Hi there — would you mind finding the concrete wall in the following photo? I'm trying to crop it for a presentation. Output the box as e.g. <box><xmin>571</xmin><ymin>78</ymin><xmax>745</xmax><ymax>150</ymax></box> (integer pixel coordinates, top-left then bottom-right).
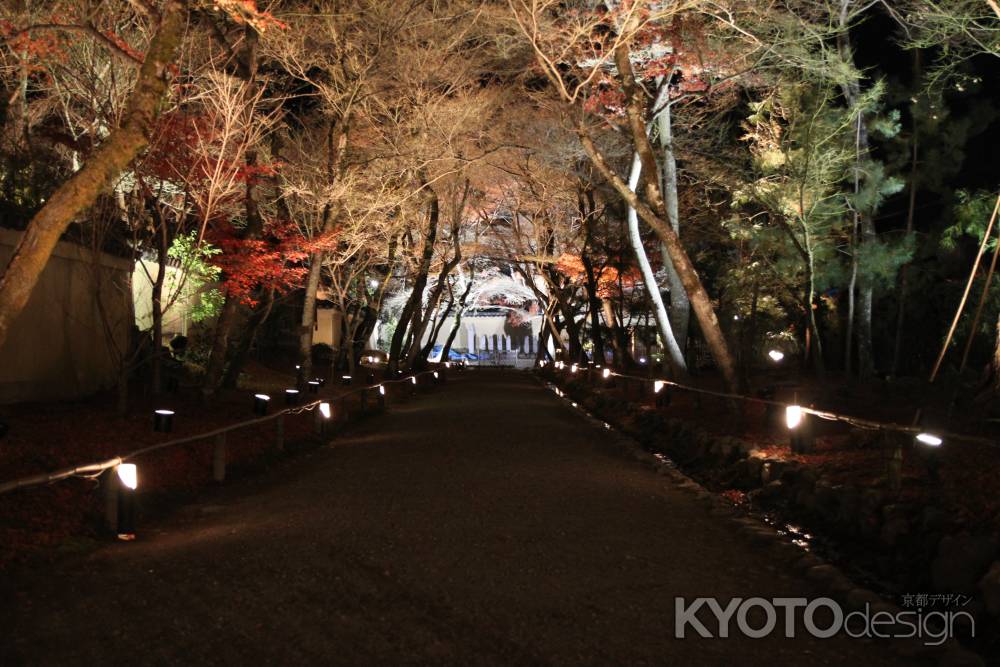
<box><xmin>132</xmin><ymin>259</ymin><xmax>198</xmax><ymax>343</ymax></box>
<box><xmin>0</xmin><ymin>229</ymin><xmax>133</xmax><ymax>404</ymax></box>
<box><xmin>314</xmin><ymin>308</ymin><xmax>344</xmax><ymax>347</ymax></box>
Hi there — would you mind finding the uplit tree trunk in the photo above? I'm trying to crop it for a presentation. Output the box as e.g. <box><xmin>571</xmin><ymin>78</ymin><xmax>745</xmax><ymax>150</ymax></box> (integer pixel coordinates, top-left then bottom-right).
<box><xmin>298</xmin><ymin>116</ymin><xmax>349</xmax><ymax>378</ymax></box>
<box><xmin>601</xmin><ymin>297</ymin><xmax>632</xmax><ymax>367</ymax></box>
<box><xmin>441</xmin><ymin>266</ymin><xmax>474</xmax><ymax>361</ymax></box>
<box><xmin>803</xmin><ymin>231</ymin><xmax>826</xmax><ymax>376</ymax></box>
<box><xmin>654</xmin><ymin>101</ymin><xmax>691</xmax><ymax>354</ymax></box>
<box><xmin>548</xmin><ymin>282</ymin><xmax>584</xmax><ymax>361</ymax></box>
<box><xmin>625</xmin><ymin>151</ymin><xmax>686</xmax><ymax>375</ymax></box>
<box><xmin>0</xmin><ymin>1</ymin><xmax>187</xmax><ymax>353</ymax></box>
<box><xmin>579</xmin><ymin>186</ymin><xmax>606</xmax><ymax>364</ymax></box>
<box><xmin>388</xmin><ymin>183</ymin><xmax>439</xmax><ymax>374</ymax></box>
<box><xmin>575</xmin><ymin>44</ymin><xmax>738</xmax><ymax>392</ymax></box>
<box><xmin>579</xmin><ymin>125</ymin><xmax>737</xmax><ymax>391</ymax></box>
<box><xmin>838</xmin><ymin>6</ymin><xmax>875</xmax><ymax>378</ymax></box>
<box><xmin>419</xmin><ymin>289</ymin><xmax>455</xmax><ymax>362</ymax></box>
<box><xmin>203</xmin><ymin>152</ymin><xmax>266</xmax><ymax>398</ymax></box>
<box><xmin>298</xmin><ymin>256</ymin><xmax>323</xmax><ymax>374</ymax></box>
<box><xmin>406</xmin><ymin>218</ymin><xmax>462</xmax><ymax>369</ymax></box>
<box><xmin>149</xmin><ymin>213</ymin><xmax>169</xmax><ymax>395</ymax></box>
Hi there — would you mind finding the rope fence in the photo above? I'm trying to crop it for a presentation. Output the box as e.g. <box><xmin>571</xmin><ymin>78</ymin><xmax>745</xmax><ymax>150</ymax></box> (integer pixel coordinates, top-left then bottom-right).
<box><xmin>0</xmin><ymin>368</ymin><xmax>444</xmax><ymax>497</ymax></box>
<box><xmin>544</xmin><ymin>363</ymin><xmax>998</xmax><ymax>449</ymax></box>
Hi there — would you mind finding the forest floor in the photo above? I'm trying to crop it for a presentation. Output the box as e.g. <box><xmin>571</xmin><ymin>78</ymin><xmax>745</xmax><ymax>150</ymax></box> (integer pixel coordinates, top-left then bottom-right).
<box><xmin>627</xmin><ymin>365</ymin><xmax>1000</xmax><ymax>534</ymax></box>
<box><xmin>2</xmin><ymin>369</ymin><xmax>911</xmax><ymax>665</ymax></box>
<box><xmin>0</xmin><ymin>357</ymin><xmax>382</xmax><ymax>568</ymax></box>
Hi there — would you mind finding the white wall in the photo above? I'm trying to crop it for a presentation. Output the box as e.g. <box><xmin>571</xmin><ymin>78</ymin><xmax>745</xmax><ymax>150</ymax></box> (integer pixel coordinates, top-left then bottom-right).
<box><xmin>132</xmin><ymin>259</ymin><xmax>199</xmax><ymax>343</ymax></box>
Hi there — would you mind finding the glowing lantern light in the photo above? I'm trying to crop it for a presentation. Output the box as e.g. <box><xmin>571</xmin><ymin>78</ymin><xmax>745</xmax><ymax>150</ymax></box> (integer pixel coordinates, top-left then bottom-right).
<box><xmin>768</xmin><ymin>350</ymin><xmax>785</xmax><ymax>362</ymax></box>
<box><xmin>916</xmin><ymin>433</ymin><xmax>943</xmax><ymax>447</ymax></box>
<box><xmin>786</xmin><ymin>405</ymin><xmax>803</xmax><ymax>430</ymax></box>
<box><xmin>654</xmin><ymin>381</ymin><xmax>665</xmax><ymax>393</ymax></box>
<box><xmin>433</xmin><ymin>371</ymin><xmax>439</xmax><ymax>379</ymax></box>
<box><xmin>379</xmin><ymin>384</ymin><xmax>386</xmax><ymax>395</ymax></box>
<box><xmin>602</xmin><ymin>368</ymin><xmax>611</xmax><ymax>379</ymax></box>
<box><xmin>319</xmin><ymin>402</ymin><xmax>331</xmax><ymax>419</ymax></box>
<box><xmin>341</xmin><ymin>375</ymin><xmax>352</xmax><ymax>385</ymax></box>
<box><xmin>115</xmin><ymin>462</ymin><xmax>138</xmax><ymax>541</ymax></box>
<box><xmin>117</xmin><ymin>463</ymin><xmax>138</xmax><ymax>490</ymax></box>
<box><xmin>307</xmin><ymin>380</ymin><xmax>321</xmax><ymax>394</ymax></box>
<box><xmin>285</xmin><ymin>389</ymin><xmax>300</xmax><ymax>405</ymax></box>
<box><xmin>639</xmin><ymin>357</ymin><xmax>647</xmax><ymax>364</ymax></box>
<box><xmin>253</xmin><ymin>393</ymin><xmax>270</xmax><ymax>415</ymax></box>
<box><xmin>153</xmin><ymin>409</ymin><xmax>174</xmax><ymax>433</ymax></box>
<box><xmin>570</xmin><ymin>364</ymin><xmax>578</xmax><ymax>373</ymax></box>
<box><xmin>411</xmin><ymin>376</ymin><xmax>417</xmax><ymax>385</ymax></box>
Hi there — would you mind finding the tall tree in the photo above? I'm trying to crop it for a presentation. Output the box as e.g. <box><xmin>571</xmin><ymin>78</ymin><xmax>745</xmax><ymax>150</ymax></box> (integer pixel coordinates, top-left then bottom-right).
<box><xmin>0</xmin><ymin>0</ymin><xmax>188</xmax><ymax>352</ymax></box>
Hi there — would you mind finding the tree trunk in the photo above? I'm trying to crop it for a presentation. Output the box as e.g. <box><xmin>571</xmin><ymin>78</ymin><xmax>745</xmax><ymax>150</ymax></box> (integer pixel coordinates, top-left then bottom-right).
<box><xmin>150</xmin><ymin>221</ymin><xmax>168</xmax><ymax>395</ymax></box>
<box><xmin>298</xmin><ymin>254</ymin><xmax>323</xmax><ymax>377</ymax></box>
<box><xmin>601</xmin><ymin>297</ymin><xmax>632</xmax><ymax>367</ymax></box>
<box><xmin>837</xmin><ymin>9</ymin><xmax>875</xmax><ymax>378</ymax></box>
<box><xmin>891</xmin><ymin>51</ymin><xmax>921</xmax><ymax>377</ymax></box>
<box><xmin>298</xmin><ymin>117</ymin><xmax>349</xmax><ymax>377</ymax></box>
<box><xmin>0</xmin><ymin>1</ymin><xmax>186</xmax><ymax>352</ymax></box>
<box><xmin>419</xmin><ymin>290</ymin><xmax>455</xmax><ymax>362</ymax></box>
<box><xmin>388</xmin><ymin>185</ymin><xmax>439</xmax><ymax>374</ymax></box>
<box><xmin>625</xmin><ymin>151</ymin><xmax>686</xmax><ymax>374</ymax></box>
<box><xmin>221</xmin><ymin>290</ymin><xmax>276</xmax><ymax>389</ymax></box>
<box><xmin>655</xmin><ymin>101</ymin><xmax>690</xmax><ymax>353</ymax></box>
<box><xmin>608</xmin><ymin>44</ymin><xmax>738</xmax><ymax>391</ymax></box>
<box><xmin>203</xmin><ymin>296</ymin><xmax>241</xmax><ymax>394</ymax></box>
<box><xmin>441</xmin><ymin>267</ymin><xmax>475</xmax><ymax>361</ymax></box>
<box><xmin>203</xmin><ymin>151</ymin><xmax>267</xmax><ymax>397</ymax></box>
<box><xmin>580</xmin><ymin>128</ymin><xmax>738</xmax><ymax>390</ymax></box>
<box><xmin>579</xmin><ymin>187</ymin><xmax>607</xmax><ymax>364</ymax></box>
<box><xmin>406</xmin><ymin>226</ymin><xmax>462</xmax><ymax>369</ymax></box>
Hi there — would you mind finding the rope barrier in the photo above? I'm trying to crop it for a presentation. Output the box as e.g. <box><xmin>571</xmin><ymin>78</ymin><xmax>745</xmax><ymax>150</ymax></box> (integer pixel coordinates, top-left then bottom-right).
<box><xmin>555</xmin><ymin>366</ymin><xmax>999</xmax><ymax>449</ymax></box>
<box><xmin>0</xmin><ymin>368</ymin><xmax>442</xmax><ymax>496</ymax></box>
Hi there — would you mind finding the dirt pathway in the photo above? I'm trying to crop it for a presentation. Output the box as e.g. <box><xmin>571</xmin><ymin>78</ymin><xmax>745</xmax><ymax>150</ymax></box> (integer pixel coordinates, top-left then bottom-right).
<box><xmin>3</xmin><ymin>370</ymin><xmax>911</xmax><ymax>665</ymax></box>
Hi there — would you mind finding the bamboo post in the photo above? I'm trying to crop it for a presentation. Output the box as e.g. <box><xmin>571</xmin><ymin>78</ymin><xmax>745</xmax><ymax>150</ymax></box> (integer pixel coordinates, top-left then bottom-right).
<box><xmin>930</xmin><ymin>192</ymin><xmax>1000</xmax><ymax>382</ymax></box>
<box><xmin>960</xmin><ymin>219</ymin><xmax>1000</xmax><ymax>371</ymax></box>
<box><xmin>213</xmin><ymin>433</ymin><xmax>226</xmax><ymax>482</ymax></box>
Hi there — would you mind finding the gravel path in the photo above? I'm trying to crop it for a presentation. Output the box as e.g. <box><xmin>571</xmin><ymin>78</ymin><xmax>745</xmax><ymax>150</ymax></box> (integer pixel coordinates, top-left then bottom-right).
<box><xmin>3</xmin><ymin>369</ymin><xmax>911</xmax><ymax>665</ymax></box>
